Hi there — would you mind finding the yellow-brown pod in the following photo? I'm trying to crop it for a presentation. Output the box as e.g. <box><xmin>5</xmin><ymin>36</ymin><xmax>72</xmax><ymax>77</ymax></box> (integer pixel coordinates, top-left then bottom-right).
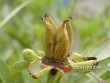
<box><xmin>65</xmin><ymin>18</ymin><xmax>73</xmax><ymax>54</ymax></box>
<box><xmin>53</xmin><ymin>20</ymin><xmax>69</xmax><ymax>61</ymax></box>
<box><xmin>42</xmin><ymin>15</ymin><xmax>56</xmax><ymax>58</ymax></box>
<box><xmin>46</xmin><ymin>15</ymin><xmax>56</xmax><ymax>28</ymax></box>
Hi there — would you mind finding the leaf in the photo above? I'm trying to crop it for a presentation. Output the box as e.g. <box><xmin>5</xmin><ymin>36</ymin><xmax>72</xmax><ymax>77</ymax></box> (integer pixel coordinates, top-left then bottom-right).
<box><xmin>86</xmin><ymin>72</ymin><xmax>105</xmax><ymax>83</ymax></box>
<box><xmin>95</xmin><ymin>57</ymin><xmax>110</xmax><ymax>77</ymax></box>
<box><xmin>0</xmin><ymin>58</ymin><xmax>15</xmax><ymax>83</ymax></box>
<box><xmin>0</xmin><ymin>0</ymin><xmax>30</xmax><ymax>28</ymax></box>
<box><xmin>10</xmin><ymin>60</ymin><xmax>29</xmax><ymax>75</ymax></box>
<box><xmin>106</xmin><ymin>79</ymin><xmax>110</xmax><ymax>83</ymax></box>
<box><xmin>82</xmin><ymin>41</ymin><xmax>110</xmax><ymax>61</ymax></box>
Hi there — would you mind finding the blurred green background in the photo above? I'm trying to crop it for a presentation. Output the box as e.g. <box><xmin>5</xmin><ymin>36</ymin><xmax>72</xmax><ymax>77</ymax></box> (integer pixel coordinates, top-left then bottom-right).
<box><xmin>0</xmin><ymin>0</ymin><xmax>110</xmax><ymax>83</ymax></box>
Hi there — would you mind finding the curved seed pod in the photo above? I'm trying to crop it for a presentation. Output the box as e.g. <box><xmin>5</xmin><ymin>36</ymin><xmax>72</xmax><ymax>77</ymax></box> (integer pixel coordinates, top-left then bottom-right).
<box><xmin>44</xmin><ymin>14</ymin><xmax>56</xmax><ymax>28</ymax></box>
<box><xmin>66</xmin><ymin>17</ymin><xmax>73</xmax><ymax>54</ymax></box>
<box><xmin>53</xmin><ymin>20</ymin><xmax>69</xmax><ymax>61</ymax></box>
<box><xmin>42</xmin><ymin>15</ymin><xmax>56</xmax><ymax>58</ymax></box>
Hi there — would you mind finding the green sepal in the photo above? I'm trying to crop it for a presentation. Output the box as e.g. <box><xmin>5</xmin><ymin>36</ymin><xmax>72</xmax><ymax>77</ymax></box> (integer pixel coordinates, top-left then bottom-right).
<box><xmin>69</xmin><ymin>52</ymin><xmax>85</xmax><ymax>62</ymax></box>
<box><xmin>34</xmin><ymin>50</ymin><xmax>45</xmax><ymax>57</ymax></box>
<box><xmin>23</xmin><ymin>48</ymin><xmax>41</xmax><ymax>62</ymax></box>
<box><xmin>29</xmin><ymin>60</ymin><xmax>53</xmax><ymax>79</ymax></box>
<box><xmin>70</xmin><ymin>60</ymin><xmax>97</xmax><ymax>73</ymax></box>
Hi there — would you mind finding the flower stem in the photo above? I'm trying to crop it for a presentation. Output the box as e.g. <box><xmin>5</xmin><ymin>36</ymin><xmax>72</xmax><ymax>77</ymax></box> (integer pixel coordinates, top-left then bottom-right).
<box><xmin>47</xmin><ymin>71</ymin><xmax>56</xmax><ymax>83</ymax></box>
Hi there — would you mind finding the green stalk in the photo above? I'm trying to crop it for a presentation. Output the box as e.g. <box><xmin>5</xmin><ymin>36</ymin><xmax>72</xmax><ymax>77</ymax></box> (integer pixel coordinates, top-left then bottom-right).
<box><xmin>0</xmin><ymin>0</ymin><xmax>30</xmax><ymax>28</ymax></box>
<box><xmin>47</xmin><ymin>71</ymin><xmax>56</xmax><ymax>83</ymax></box>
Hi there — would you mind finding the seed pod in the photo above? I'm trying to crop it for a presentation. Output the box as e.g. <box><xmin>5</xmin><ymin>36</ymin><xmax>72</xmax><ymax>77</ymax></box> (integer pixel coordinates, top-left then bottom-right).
<box><xmin>53</xmin><ymin>20</ymin><xmax>69</xmax><ymax>61</ymax></box>
<box><xmin>65</xmin><ymin>18</ymin><xmax>73</xmax><ymax>54</ymax></box>
<box><xmin>42</xmin><ymin>14</ymin><xmax>56</xmax><ymax>58</ymax></box>
<box><xmin>44</xmin><ymin>14</ymin><xmax>56</xmax><ymax>28</ymax></box>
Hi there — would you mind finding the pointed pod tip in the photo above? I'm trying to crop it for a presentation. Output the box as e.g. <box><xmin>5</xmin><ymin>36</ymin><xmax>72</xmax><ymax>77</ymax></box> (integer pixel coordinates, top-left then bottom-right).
<box><xmin>41</xmin><ymin>18</ymin><xmax>43</xmax><ymax>21</ymax></box>
<box><xmin>68</xmin><ymin>17</ymin><xmax>73</xmax><ymax>20</ymax></box>
<box><xmin>62</xmin><ymin>20</ymin><xmax>69</xmax><ymax>28</ymax></box>
<box><xmin>44</xmin><ymin>13</ymin><xmax>48</xmax><ymax>18</ymax></box>
<box><xmin>64</xmin><ymin>20</ymin><xmax>69</xmax><ymax>23</ymax></box>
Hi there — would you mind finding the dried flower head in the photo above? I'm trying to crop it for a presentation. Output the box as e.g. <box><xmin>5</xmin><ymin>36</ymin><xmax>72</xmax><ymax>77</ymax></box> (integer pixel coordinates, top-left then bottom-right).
<box><xmin>23</xmin><ymin>14</ymin><xmax>98</xmax><ymax>83</ymax></box>
<box><xmin>41</xmin><ymin>14</ymin><xmax>73</xmax><ymax>70</ymax></box>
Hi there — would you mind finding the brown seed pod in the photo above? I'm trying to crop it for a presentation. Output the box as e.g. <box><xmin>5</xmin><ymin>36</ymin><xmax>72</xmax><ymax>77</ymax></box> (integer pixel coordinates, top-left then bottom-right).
<box><xmin>53</xmin><ymin>20</ymin><xmax>69</xmax><ymax>61</ymax></box>
<box><xmin>65</xmin><ymin>18</ymin><xmax>73</xmax><ymax>54</ymax></box>
<box><xmin>42</xmin><ymin>15</ymin><xmax>73</xmax><ymax>61</ymax></box>
<box><xmin>44</xmin><ymin>14</ymin><xmax>56</xmax><ymax>28</ymax></box>
<box><xmin>42</xmin><ymin>14</ymin><xmax>56</xmax><ymax>58</ymax></box>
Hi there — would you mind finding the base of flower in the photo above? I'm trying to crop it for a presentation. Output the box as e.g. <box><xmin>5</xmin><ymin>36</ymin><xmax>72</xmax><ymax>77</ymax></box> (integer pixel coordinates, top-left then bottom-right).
<box><xmin>41</xmin><ymin>56</ymin><xmax>68</xmax><ymax>70</ymax></box>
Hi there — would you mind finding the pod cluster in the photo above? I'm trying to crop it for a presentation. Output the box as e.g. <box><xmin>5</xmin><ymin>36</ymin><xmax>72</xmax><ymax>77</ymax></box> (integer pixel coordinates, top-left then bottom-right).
<box><xmin>42</xmin><ymin>14</ymin><xmax>73</xmax><ymax>61</ymax></box>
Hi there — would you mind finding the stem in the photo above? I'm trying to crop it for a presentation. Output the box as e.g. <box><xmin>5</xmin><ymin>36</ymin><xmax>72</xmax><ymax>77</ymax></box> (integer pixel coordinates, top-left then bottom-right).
<box><xmin>47</xmin><ymin>70</ymin><xmax>63</xmax><ymax>83</ymax></box>
<box><xmin>47</xmin><ymin>71</ymin><xmax>56</xmax><ymax>83</ymax></box>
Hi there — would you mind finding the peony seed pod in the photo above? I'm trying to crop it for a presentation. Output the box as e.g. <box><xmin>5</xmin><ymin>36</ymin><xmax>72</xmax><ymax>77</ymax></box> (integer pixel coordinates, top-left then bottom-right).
<box><xmin>42</xmin><ymin>14</ymin><xmax>56</xmax><ymax>58</ymax></box>
<box><xmin>53</xmin><ymin>20</ymin><xmax>69</xmax><ymax>61</ymax></box>
<box><xmin>65</xmin><ymin>18</ymin><xmax>73</xmax><ymax>54</ymax></box>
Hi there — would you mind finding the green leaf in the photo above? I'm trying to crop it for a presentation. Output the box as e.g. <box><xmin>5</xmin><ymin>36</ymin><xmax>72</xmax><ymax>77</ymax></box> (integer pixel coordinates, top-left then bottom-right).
<box><xmin>95</xmin><ymin>57</ymin><xmax>110</xmax><ymax>78</ymax></box>
<box><xmin>0</xmin><ymin>0</ymin><xmax>30</xmax><ymax>28</ymax></box>
<box><xmin>0</xmin><ymin>58</ymin><xmax>15</xmax><ymax>83</ymax></box>
<box><xmin>29</xmin><ymin>60</ymin><xmax>53</xmax><ymax>79</ymax></box>
<box><xmin>86</xmin><ymin>72</ymin><xmax>105</xmax><ymax>83</ymax></box>
<box><xmin>106</xmin><ymin>79</ymin><xmax>110</xmax><ymax>83</ymax></box>
<box><xmin>10</xmin><ymin>60</ymin><xmax>29</xmax><ymax>75</ymax></box>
